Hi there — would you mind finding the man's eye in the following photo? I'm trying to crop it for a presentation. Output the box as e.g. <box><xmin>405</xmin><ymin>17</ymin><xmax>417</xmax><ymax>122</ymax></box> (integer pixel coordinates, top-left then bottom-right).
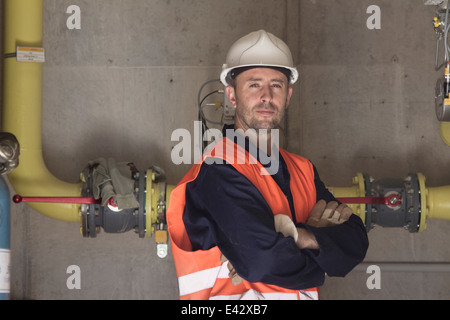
<box><xmin>249</xmin><ymin>83</ymin><xmax>259</xmax><ymax>88</ymax></box>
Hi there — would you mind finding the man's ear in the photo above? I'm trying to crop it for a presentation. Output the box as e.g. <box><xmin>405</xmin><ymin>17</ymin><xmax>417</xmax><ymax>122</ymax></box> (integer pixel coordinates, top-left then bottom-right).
<box><xmin>285</xmin><ymin>86</ymin><xmax>293</xmax><ymax>108</ymax></box>
<box><xmin>226</xmin><ymin>86</ymin><xmax>237</xmax><ymax>109</ymax></box>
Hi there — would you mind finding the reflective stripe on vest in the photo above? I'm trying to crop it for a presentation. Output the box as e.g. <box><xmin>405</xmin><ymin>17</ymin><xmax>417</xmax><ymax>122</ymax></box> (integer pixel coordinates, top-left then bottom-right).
<box><xmin>178</xmin><ymin>260</ymin><xmax>319</xmax><ymax>300</ymax></box>
<box><xmin>167</xmin><ymin>137</ymin><xmax>319</xmax><ymax>300</ymax></box>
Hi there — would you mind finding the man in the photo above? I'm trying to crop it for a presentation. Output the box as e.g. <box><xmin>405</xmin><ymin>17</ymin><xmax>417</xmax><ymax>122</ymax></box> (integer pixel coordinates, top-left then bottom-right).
<box><xmin>167</xmin><ymin>30</ymin><xmax>369</xmax><ymax>300</ymax></box>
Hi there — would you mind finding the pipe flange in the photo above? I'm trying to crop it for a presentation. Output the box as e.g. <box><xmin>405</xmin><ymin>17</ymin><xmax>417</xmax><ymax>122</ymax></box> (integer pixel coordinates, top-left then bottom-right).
<box><xmin>403</xmin><ymin>173</ymin><xmax>423</xmax><ymax>233</ymax></box>
<box><xmin>363</xmin><ymin>174</ymin><xmax>374</xmax><ymax>232</ymax></box>
<box><xmin>80</xmin><ymin>167</ymin><xmax>98</xmax><ymax>238</ymax></box>
<box><xmin>416</xmin><ymin>173</ymin><xmax>428</xmax><ymax>232</ymax></box>
<box><xmin>137</xmin><ymin>171</ymin><xmax>146</xmax><ymax>238</ymax></box>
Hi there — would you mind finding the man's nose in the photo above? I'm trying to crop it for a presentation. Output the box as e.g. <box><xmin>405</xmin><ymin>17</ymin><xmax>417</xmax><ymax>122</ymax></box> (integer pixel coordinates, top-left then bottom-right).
<box><xmin>260</xmin><ymin>85</ymin><xmax>273</xmax><ymax>103</ymax></box>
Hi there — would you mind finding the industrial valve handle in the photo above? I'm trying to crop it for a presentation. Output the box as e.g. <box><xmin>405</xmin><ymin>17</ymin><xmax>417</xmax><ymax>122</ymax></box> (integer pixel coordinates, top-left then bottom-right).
<box><xmin>12</xmin><ymin>194</ymin><xmax>117</xmax><ymax>207</ymax></box>
<box><xmin>336</xmin><ymin>194</ymin><xmax>402</xmax><ymax>207</ymax></box>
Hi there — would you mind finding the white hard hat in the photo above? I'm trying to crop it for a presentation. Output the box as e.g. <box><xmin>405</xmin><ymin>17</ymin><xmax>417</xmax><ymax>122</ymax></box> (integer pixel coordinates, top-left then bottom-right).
<box><xmin>220</xmin><ymin>29</ymin><xmax>298</xmax><ymax>86</ymax></box>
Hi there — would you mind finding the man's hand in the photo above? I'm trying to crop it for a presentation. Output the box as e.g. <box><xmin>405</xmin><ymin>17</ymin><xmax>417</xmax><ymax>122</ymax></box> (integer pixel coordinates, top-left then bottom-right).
<box><xmin>306</xmin><ymin>200</ymin><xmax>353</xmax><ymax>228</ymax></box>
<box><xmin>296</xmin><ymin>200</ymin><xmax>353</xmax><ymax>250</ymax></box>
<box><xmin>221</xmin><ymin>254</ymin><xmax>245</xmax><ymax>286</ymax></box>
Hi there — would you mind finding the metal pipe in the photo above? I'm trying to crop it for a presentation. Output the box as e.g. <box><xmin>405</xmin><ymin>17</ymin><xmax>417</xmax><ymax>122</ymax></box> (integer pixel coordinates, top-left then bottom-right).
<box><xmin>3</xmin><ymin>0</ymin><xmax>82</xmax><ymax>223</ymax></box>
<box><xmin>0</xmin><ymin>177</ymin><xmax>11</xmax><ymax>300</ymax></box>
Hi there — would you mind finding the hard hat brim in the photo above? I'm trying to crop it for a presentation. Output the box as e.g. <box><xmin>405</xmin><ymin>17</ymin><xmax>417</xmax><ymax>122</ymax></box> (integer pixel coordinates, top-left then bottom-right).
<box><xmin>220</xmin><ymin>64</ymin><xmax>299</xmax><ymax>87</ymax></box>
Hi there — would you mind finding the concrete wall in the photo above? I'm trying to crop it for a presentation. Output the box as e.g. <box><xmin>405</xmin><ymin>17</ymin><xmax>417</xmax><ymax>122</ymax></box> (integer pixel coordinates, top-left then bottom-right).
<box><xmin>2</xmin><ymin>0</ymin><xmax>449</xmax><ymax>299</ymax></box>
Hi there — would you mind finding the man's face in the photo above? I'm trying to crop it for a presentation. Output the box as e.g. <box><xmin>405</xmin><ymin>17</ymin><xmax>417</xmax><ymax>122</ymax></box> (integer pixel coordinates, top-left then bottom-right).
<box><xmin>226</xmin><ymin>67</ymin><xmax>293</xmax><ymax>132</ymax></box>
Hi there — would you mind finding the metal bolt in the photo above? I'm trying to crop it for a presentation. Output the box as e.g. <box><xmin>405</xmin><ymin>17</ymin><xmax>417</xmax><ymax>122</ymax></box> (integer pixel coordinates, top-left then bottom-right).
<box><xmin>0</xmin><ymin>144</ymin><xmax>14</xmax><ymax>159</ymax></box>
<box><xmin>157</xmin><ymin>243</ymin><xmax>168</xmax><ymax>258</ymax></box>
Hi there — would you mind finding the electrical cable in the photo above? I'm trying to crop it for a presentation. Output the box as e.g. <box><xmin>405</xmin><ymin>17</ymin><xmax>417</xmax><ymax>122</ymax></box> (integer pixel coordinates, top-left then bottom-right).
<box><xmin>200</xmin><ymin>94</ymin><xmax>224</xmax><ymax>125</ymax></box>
<box><xmin>441</xmin><ymin>0</ymin><xmax>450</xmax><ymax>71</ymax></box>
<box><xmin>197</xmin><ymin>79</ymin><xmax>227</xmax><ymax>153</ymax></box>
<box><xmin>197</xmin><ymin>79</ymin><xmax>221</xmax><ymax>123</ymax></box>
<box><xmin>198</xmin><ymin>79</ymin><xmax>226</xmax><ymax>128</ymax></box>
<box><xmin>435</xmin><ymin>1</ymin><xmax>450</xmax><ymax>70</ymax></box>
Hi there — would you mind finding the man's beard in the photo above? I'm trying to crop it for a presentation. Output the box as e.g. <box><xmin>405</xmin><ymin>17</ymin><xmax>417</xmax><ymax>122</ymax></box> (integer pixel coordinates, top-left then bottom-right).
<box><xmin>247</xmin><ymin>102</ymin><xmax>284</xmax><ymax>131</ymax></box>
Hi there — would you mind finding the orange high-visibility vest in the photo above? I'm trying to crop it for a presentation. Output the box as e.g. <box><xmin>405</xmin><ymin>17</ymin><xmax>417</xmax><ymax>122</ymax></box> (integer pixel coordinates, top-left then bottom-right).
<box><xmin>167</xmin><ymin>137</ymin><xmax>320</xmax><ymax>300</ymax></box>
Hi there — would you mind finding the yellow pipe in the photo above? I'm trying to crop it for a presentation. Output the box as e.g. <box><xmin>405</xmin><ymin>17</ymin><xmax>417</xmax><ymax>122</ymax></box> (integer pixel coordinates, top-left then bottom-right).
<box><xmin>425</xmin><ymin>185</ymin><xmax>450</xmax><ymax>223</ymax></box>
<box><xmin>3</xmin><ymin>0</ymin><xmax>82</xmax><ymax>223</ymax></box>
<box><xmin>329</xmin><ymin>173</ymin><xmax>366</xmax><ymax>224</ymax></box>
<box><xmin>439</xmin><ymin>122</ymin><xmax>450</xmax><ymax>146</ymax></box>
<box><xmin>416</xmin><ymin>173</ymin><xmax>450</xmax><ymax>232</ymax></box>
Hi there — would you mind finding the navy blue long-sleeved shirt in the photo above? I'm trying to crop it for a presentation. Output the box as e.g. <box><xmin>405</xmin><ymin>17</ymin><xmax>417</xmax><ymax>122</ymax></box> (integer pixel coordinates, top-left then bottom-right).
<box><xmin>183</xmin><ymin>128</ymin><xmax>369</xmax><ymax>290</ymax></box>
